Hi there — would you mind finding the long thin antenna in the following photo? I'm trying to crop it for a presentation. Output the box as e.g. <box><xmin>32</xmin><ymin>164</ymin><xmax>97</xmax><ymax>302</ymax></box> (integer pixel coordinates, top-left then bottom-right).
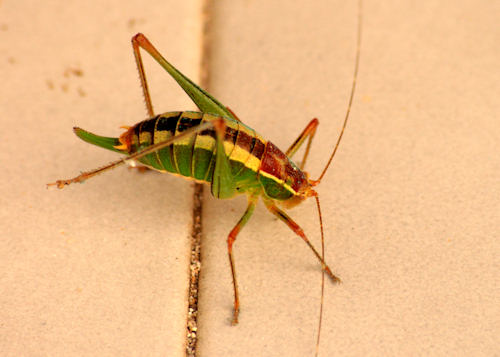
<box><xmin>316</xmin><ymin>0</ymin><xmax>363</xmax><ymax>183</ymax></box>
<box><xmin>314</xmin><ymin>195</ymin><xmax>326</xmax><ymax>357</ymax></box>
<box><xmin>315</xmin><ymin>1</ymin><xmax>363</xmax><ymax>355</ymax></box>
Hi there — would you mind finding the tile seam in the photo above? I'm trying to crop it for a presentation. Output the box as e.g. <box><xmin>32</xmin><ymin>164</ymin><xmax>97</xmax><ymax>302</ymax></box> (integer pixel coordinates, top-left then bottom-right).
<box><xmin>186</xmin><ymin>0</ymin><xmax>213</xmax><ymax>356</ymax></box>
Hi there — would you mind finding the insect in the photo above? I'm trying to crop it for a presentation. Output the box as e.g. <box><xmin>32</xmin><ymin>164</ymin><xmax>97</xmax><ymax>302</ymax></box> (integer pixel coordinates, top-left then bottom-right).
<box><xmin>49</xmin><ymin>9</ymin><xmax>362</xmax><ymax>354</ymax></box>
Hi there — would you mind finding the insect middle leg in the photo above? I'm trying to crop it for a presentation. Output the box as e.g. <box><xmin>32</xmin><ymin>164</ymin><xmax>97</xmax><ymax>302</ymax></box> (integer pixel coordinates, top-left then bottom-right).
<box><xmin>263</xmin><ymin>199</ymin><xmax>341</xmax><ymax>283</ymax></box>
<box><xmin>285</xmin><ymin>118</ymin><xmax>319</xmax><ymax>170</ymax></box>
<box><xmin>227</xmin><ymin>195</ymin><xmax>259</xmax><ymax>325</ymax></box>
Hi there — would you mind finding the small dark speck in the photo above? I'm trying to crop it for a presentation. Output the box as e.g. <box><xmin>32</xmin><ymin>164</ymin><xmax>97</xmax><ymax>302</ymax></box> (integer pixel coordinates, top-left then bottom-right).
<box><xmin>64</xmin><ymin>67</ymin><xmax>84</xmax><ymax>78</ymax></box>
<box><xmin>46</xmin><ymin>79</ymin><xmax>54</xmax><ymax>90</ymax></box>
<box><xmin>127</xmin><ymin>18</ymin><xmax>146</xmax><ymax>29</ymax></box>
<box><xmin>77</xmin><ymin>87</ymin><xmax>86</xmax><ymax>97</ymax></box>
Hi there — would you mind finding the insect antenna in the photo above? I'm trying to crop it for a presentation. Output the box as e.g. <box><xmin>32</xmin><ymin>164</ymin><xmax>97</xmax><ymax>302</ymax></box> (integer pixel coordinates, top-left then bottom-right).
<box><xmin>314</xmin><ymin>0</ymin><xmax>363</xmax><ymax>185</ymax></box>
<box><xmin>314</xmin><ymin>1</ymin><xmax>363</xmax><ymax>356</ymax></box>
<box><xmin>314</xmin><ymin>195</ymin><xmax>326</xmax><ymax>357</ymax></box>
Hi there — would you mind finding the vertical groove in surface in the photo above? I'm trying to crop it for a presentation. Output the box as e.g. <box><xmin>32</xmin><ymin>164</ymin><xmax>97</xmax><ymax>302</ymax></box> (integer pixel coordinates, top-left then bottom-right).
<box><xmin>186</xmin><ymin>0</ymin><xmax>213</xmax><ymax>356</ymax></box>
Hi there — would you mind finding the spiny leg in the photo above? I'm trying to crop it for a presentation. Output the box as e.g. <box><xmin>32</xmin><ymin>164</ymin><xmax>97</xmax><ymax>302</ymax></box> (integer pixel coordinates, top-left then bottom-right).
<box><xmin>47</xmin><ymin>121</ymin><xmax>217</xmax><ymax>188</ymax></box>
<box><xmin>285</xmin><ymin>118</ymin><xmax>319</xmax><ymax>170</ymax></box>
<box><xmin>131</xmin><ymin>34</ymin><xmax>156</xmax><ymax>117</ymax></box>
<box><xmin>131</xmin><ymin>33</ymin><xmax>238</xmax><ymax>121</ymax></box>
<box><xmin>227</xmin><ymin>195</ymin><xmax>258</xmax><ymax>325</ymax></box>
<box><xmin>263</xmin><ymin>199</ymin><xmax>341</xmax><ymax>283</ymax></box>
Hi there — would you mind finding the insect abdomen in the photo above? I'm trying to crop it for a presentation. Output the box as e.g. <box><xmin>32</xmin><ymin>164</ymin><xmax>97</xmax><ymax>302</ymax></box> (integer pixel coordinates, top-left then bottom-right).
<box><xmin>128</xmin><ymin>111</ymin><xmax>265</xmax><ymax>191</ymax></box>
<box><xmin>129</xmin><ymin>111</ymin><xmax>202</xmax><ymax>179</ymax></box>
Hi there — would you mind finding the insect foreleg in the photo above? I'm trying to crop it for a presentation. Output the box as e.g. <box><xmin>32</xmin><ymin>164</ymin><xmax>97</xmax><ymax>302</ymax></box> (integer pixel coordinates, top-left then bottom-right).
<box><xmin>262</xmin><ymin>199</ymin><xmax>341</xmax><ymax>284</ymax></box>
<box><xmin>285</xmin><ymin>118</ymin><xmax>319</xmax><ymax>170</ymax></box>
<box><xmin>227</xmin><ymin>195</ymin><xmax>259</xmax><ymax>325</ymax></box>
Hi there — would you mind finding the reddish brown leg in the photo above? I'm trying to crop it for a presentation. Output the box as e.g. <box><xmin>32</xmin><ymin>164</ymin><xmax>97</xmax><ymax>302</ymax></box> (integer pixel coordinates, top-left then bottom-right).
<box><xmin>132</xmin><ymin>33</ymin><xmax>236</xmax><ymax>121</ymax></box>
<box><xmin>263</xmin><ymin>199</ymin><xmax>341</xmax><ymax>283</ymax></box>
<box><xmin>227</xmin><ymin>195</ymin><xmax>258</xmax><ymax>324</ymax></box>
<box><xmin>285</xmin><ymin>118</ymin><xmax>319</xmax><ymax>170</ymax></box>
<box><xmin>131</xmin><ymin>34</ymin><xmax>157</xmax><ymax>117</ymax></box>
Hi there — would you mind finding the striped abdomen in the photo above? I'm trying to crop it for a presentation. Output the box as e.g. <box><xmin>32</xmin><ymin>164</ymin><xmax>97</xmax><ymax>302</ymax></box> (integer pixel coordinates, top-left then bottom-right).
<box><xmin>121</xmin><ymin>111</ymin><xmax>261</xmax><ymax>192</ymax></box>
<box><xmin>120</xmin><ymin>111</ymin><xmax>309</xmax><ymax>200</ymax></box>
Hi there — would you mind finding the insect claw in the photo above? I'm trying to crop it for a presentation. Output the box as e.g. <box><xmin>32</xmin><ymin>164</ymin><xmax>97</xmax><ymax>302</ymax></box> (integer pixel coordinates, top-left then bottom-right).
<box><xmin>47</xmin><ymin>180</ymin><xmax>68</xmax><ymax>189</ymax></box>
<box><xmin>323</xmin><ymin>265</ymin><xmax>342</xmax><ymax>284</ymax></box>
<box><xmin>232</xmin><ymin>309</ymin><xmax>240</xmax><ymax>325</ymax></box>
<box><xmin>329</xmin><ymin>274</ymin><xmax>342</xmax><ymax>284</ymax></box>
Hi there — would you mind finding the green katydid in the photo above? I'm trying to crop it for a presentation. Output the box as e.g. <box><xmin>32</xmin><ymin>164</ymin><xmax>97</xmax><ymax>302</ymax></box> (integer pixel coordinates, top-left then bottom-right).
<box><xmin>49</xmin><ymin>8</ymin><xmax>362</xmax><ymax>353</ymax></box>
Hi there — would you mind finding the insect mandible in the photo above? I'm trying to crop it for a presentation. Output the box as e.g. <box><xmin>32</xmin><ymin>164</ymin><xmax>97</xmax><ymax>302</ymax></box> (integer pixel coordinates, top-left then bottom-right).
<box><xmin>48</xmin><ymin>18</ymin><xmax>362</xmax><ymax>332</ymax></box>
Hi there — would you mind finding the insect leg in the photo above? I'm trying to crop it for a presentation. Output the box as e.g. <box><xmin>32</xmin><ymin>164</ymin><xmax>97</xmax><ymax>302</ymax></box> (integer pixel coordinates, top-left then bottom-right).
<box><xmin>210</xmin><ymin>119</ymin><xmax>238</xmax><ymax>199</ymax></box>
<box><xmin>227</xmin><ymin>195</ymin><xmax>259</xmax><ymax>325</ymax></box>
<box><xmin>285</xmin><ymin>118</ymin><xmax>319</xmax><ymax>170</ymax></box>
<box><xmin>48</xmin><ymin>121</ymin><xmax>217</xmax><ymax>189</ymax></box>
<box><xmin>131</xmin><ymin>34</ymin><xmax>155</xmax><ymax>117</ymax></box>
<box><xmin>131</xmin><ymin>33</ymin><xmax>238</xmax><ymax>121</ymax></box>
<box><xmin>262</xmin><ymin>199</ymin><xmax>341</xmax><ymax>283</ymax></box>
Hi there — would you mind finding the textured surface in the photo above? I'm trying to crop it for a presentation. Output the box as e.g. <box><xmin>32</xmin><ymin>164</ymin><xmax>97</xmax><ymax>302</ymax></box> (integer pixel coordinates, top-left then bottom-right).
<box><xmin>0</xmin><ymin>1</ymin><xmax>201</xmax><ymax>356</ymax></box>
<box><xmin>199</xmin><ymin>1</ymin><xmax>499</xmax><ymax>356</ymax></box>
<box><xmin>1</xmin><ymin>1</ymin><xmax>498</xmax><ymax>356</ymax></box>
